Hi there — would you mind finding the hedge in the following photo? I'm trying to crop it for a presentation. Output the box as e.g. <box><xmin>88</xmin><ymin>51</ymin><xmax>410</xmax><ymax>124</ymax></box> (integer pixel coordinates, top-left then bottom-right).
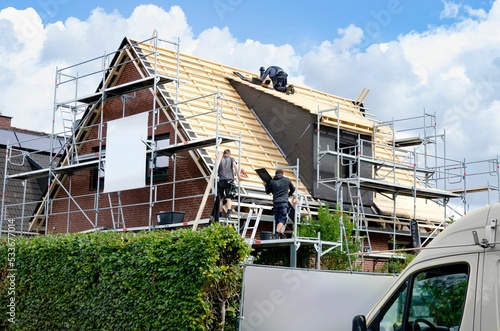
<box><xmin>0</xmin><ymin>224</ymin><xmax>251</xmax><ymax>331</ymax></box>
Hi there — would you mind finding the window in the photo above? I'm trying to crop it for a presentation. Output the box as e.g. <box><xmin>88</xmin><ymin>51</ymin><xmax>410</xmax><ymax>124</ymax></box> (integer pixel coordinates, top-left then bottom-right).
<box><xmin>147</xmin><ymin>133</ymin><xmax>169</xmax><ymax>182</ymax></box>
<box><xmin>90</xmin><ymin>146</ymin><xmax>105</xmax><ymax>190</ymax></box>
<box><xmin>372</xmin><ymin>263</ymin><xmax>468</xmax><ymax>331</ymax></box>
<box><xmin>409</xmin><ymin>265</ymin><xmax>468</xmax><ymax>329</ymax></box>
<box><xmin>317</xmin><ymin>128</ymin><xmax>370</xmax><ymax>179</ymax></box>
<box><xmin>379</xmin><ymin>279</ymin><xmax>408</xmax><ymax>331</ymax></box>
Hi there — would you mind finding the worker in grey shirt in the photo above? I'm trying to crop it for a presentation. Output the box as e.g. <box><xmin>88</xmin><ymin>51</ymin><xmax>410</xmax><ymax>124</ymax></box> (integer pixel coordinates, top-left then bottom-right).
<box><xmin>211</xmin><ymin>149</ymin><xmax>240</xmax><ymax>222</ymax></box>
<box><xmin>265</xmin><ymin>169</ymin><xmax>295</xmax><ymax>238</ymax></box>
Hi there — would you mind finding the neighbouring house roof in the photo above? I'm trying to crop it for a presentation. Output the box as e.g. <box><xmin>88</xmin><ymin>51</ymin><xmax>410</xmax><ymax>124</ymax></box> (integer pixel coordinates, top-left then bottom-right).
<box><xmin>0</xmin><ymin>126</ymin><xmax>62</xmax><ymax>234</ymax></box>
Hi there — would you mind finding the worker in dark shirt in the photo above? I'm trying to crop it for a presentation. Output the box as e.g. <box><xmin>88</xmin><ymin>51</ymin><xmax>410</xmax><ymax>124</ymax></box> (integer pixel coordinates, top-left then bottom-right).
<box><xmin>265</xmin><ymin>169</ymin><xmax>295</xmax><ymax>238</ymax></box>
<box><xmin>259</xmin><ymin>66</ymin><xmax>295</xmax><ymax>94</ymax></box>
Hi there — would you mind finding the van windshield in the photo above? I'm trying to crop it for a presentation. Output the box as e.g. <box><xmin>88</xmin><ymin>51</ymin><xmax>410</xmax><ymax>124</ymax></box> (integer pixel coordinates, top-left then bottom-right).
<box><xmin>376</xmin><ymin>263</ymin><xmax>468</xmax><ymax>331</ymax></box>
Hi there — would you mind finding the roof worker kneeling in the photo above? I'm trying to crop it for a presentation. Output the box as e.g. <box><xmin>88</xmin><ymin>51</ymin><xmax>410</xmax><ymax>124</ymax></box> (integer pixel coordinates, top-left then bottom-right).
<box><xmin>259</xmin><ymin>66</ymin><xmax>295</xmax><ymax>95</ymax></box>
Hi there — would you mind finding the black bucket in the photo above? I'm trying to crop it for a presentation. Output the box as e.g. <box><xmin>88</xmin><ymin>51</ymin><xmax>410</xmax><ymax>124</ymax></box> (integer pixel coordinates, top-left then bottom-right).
<box><xmin>156</xmin><ymin>211</ymin><xmax>185</xmax><ymax>225</ymax></box>
<box><xmin>260</xmin><ymin>231</ymin><xmax>273</xmax><ymax>240</ymax></box>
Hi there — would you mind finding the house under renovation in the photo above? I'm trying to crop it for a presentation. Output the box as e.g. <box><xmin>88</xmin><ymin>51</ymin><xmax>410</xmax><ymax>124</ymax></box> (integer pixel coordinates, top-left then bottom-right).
<box><xmin>2</xmin><ymin>35</ymin><xmax>499</xmax><ymax>271</ymax></box>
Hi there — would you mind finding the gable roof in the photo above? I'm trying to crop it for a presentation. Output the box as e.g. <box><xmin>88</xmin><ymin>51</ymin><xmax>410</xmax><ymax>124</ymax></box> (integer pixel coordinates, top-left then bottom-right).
<box><xmin>21</xmin><ymin>36</ymin><xmax>451</xmax><ymax>235</ymax></box>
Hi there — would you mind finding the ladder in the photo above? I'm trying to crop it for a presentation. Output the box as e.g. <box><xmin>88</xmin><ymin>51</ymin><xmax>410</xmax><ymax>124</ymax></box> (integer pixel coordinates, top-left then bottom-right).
<box><xmin>221</xmin><ymin>211</ymin><xmax>239</xmax><ymax>228</ymax></box>
<box><xmin>59</xmin><ymin>105</ymin><xmax>79</xmax><ymax>163</ymax></box>
<box><xmin>347</xmin><ymin>181</ymin><xmax>372</xmax><ymax>251</ymax></box>
<box><xmin>296</xmin><ymin>194</ymin><xmax>313</xmax><ymax>221</ymax></box>
<box><xmin>241</xmin><ymin>207</ymin><xmax>263</xmax><ymax>244</ymax></box>
<box><xmin>108</xmin><ymin>191</ymin><xmax>125</xmax><ymax>229</ymax></box>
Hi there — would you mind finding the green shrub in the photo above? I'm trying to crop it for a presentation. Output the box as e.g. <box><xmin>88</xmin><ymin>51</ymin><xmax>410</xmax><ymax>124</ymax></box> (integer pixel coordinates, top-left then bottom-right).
<box><xmin>253</xmin><ymin>204</ymin><xmax>360</xmax><ymax>270</ymax></box>
<box><xmin>376</xmin><ymin>251</ymin><xmax>416</xmax><ymax>274</ymax></box>
<box><xmin>297</xmin><ymin>204</ymin><xmax>360</xmax><ymax>270</ymax></box>
<box><xmin>0</xmin><ymin>224</ymin><xmax>251</xmax><ymax>331</ymax></box>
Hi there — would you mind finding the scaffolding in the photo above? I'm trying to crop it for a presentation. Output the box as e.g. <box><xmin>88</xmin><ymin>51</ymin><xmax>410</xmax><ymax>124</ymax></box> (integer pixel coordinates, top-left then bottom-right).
<box><xmin>316</xmin><ymin>106</ymin><xmax>500</xmax><ymax>255</ymax></box>
<box><xmin>0</xmin><ymin>33</ymin><xmax>337</xmax><ymax>269</ymax></box>
<box><xmin>2</xmin><ymin>33</ymin><xmax>499</xmax><ymax>273</ymax></box>
<box><xmin>0</xmin><ymin>34</ymin><xmax>245</xmax><ymax>236</ymax></box>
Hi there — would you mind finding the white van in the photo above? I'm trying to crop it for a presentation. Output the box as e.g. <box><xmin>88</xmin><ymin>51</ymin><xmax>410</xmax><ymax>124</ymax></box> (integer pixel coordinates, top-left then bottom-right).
<box><xmin>352</xmin><ymin>203</ymin><xmax>499</xmax><ymax>331</ymax></box>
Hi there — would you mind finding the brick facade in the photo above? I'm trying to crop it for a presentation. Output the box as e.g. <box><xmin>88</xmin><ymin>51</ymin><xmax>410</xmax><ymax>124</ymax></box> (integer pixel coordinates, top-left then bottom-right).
<box><xmin>359</xmin><ymin>233</ymin><xmax>390</xmax><ymax>272</ymax></box>
<box><xmin>48</xmin><ymin>61</ymin><xmax>213</xmax><ymax>233</ymax></box>
<box><xmin>0</xmin><ymin>115</ymin><xmax>12</xmax><ymax>128</ymax></box>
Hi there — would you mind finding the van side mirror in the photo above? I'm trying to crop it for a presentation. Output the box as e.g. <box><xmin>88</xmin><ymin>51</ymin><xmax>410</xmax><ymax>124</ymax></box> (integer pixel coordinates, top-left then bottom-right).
<box><xmin>352</xmin><ymin>315</ymin><xmax>367</xmax><ymax>331</ymax></box>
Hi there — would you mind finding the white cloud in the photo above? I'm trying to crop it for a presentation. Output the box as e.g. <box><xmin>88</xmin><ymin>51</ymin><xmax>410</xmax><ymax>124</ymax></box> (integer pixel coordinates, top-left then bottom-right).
<box><xmin>299</xmin><ymin>0</ymin><xmax>500</xmax><ymax>165</ymax></box>
<box><xmin>440</xmin><ymin>0</ymin><xmax>488</xmax><ymax>20</ymax></box>
<box><xmin>464</xmin><ymin>5</ymin><xmax>488</xmax><ymax>20</ymax></box>
<box><xmin>440</xmin><ymin>1</ymin><xmax>461</xmax><ymax>19</ymax></box>
<box><xmin>0</xmin><ymin>7</ymin><xmax>45</xmax><ymax>64</ymax></box>
<box><xmin>126</xmin><ymin>5</ymin><xmax>195</xmax><ymax>46</ymax></box>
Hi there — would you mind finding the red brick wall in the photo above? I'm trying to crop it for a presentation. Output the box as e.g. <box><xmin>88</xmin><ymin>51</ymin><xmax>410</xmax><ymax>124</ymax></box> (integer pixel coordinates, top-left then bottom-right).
<box><xmin>0</xmin><ymin>115</ymin><xmax>12</xmax><ymax>128</ymax></box>
<box><xmin>358</xmin><ymin>232</ymin><xmax>390</xmax><ymax>272</ymax></box>
<box><xmin>49</xmin><ymin>61</ymin><xmax>213</xmax><ymax>233</ymax></box>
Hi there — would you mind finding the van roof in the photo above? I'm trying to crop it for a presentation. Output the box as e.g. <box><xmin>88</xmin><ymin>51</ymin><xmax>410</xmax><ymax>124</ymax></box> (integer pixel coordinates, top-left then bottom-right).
<box><xmin>412</xmin><ymin>203</ymin><xmax>500</xmax><ymax>263</ymax></box>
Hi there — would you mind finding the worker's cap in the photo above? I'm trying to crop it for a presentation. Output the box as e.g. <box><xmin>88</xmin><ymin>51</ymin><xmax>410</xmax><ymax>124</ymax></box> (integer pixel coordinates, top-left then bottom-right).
<box><xmin>259</xmin><ymin>66</ymin><xmax>265</xmax><ymax>71</ymax></box>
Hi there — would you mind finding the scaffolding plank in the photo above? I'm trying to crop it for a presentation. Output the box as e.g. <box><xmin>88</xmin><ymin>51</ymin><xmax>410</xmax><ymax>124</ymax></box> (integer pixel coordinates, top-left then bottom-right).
<box><xmin>320</xmin><ymin>150</ymin><xmax>434</xmax><ymax>174</ymax></box>
<box><xmin>60</xmin><ymin>75</ymin><xmax>173</xmax><ymax>105</ymax></box>
<box><xmin>449</xmin><ymin>186</ymin><xmax>497</xmax><ymax>194</ymax></box>
<box><xmin>353</xmin><ymin>178</ymin><xmax>460</xmax><ymax>199</ymax></box>
<box><xmin>7</xmin><ymin>160</ymin><xmax>100</xmax><ymax>180</ymax></box>
<box><xmin>156</xmin><ymin>135</ymin><xmax>238</xmax><ymax>156</ymax></box>
<box><xmin>390</xmin><ymin>137</ymin><xmax>425</xmax><ymax>147</ymax></box>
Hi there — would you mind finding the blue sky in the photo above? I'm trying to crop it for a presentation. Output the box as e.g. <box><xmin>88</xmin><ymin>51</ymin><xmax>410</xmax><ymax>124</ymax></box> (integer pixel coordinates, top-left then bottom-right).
<box><xmin>1</xmin><ymin>1</ymin><xmax>500</xmax><ymax>209</ymax></box>
<box><xmin>3</xmin><ymin>0</ymin><xmax>495</xmax><ymax>53</ymax></box>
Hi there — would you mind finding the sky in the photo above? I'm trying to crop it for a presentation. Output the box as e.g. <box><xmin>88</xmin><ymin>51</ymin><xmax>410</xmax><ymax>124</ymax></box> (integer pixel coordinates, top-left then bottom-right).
<box><xmin>1</xmin><ymin>0</ymin><xmax>500</xmax><ymax>209</ymax></box>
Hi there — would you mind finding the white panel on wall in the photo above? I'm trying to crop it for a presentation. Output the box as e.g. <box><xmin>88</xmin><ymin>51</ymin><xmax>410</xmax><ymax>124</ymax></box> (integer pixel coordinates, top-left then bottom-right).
<box><xmin>103</xmin><ymin>113</ymin><xmax>148</xmax><ymax>193</ymax></box>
